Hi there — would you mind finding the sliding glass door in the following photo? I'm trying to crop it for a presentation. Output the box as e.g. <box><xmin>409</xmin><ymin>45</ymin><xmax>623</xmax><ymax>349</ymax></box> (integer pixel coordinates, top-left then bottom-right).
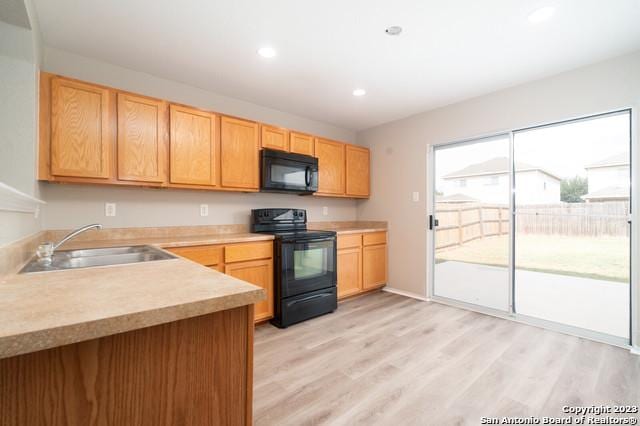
<box><xmin>513</xmin><ymin>111</ymin><xmax>631</xmax><ymax>340</ymax></box>
<box><xmin>432</xmin><ymin>134</ymin><xmax>511</xmax><ymax>311</ymax></box>
<box><xmin>431</xmin><ymin>110</ymin><xmax>632</xmax><ymax>344</ymax></box>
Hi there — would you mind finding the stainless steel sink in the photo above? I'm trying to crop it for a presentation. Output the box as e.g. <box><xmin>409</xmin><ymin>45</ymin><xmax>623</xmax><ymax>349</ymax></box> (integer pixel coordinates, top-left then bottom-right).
<box><xmin>20</xmin><ymin>245</ymin><xmax>176</xmax><ymax>273</ymax></box>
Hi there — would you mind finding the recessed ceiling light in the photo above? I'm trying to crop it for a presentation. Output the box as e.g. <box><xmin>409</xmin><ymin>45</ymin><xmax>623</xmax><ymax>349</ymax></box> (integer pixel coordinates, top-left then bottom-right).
<box><xmin>385</xmin><ymin>26</ymin><xmax>402</xmax><ymax>36</ymax></box>
<box><xmin>257</xmin><ymin>47</ymin><xmax>277</xmax><ymax>58</ymax></box>
<box><xmin>528</xmin><ymin>6</ymin><xmax>555</xmax><ymax>23</ymax></box>
<box><xmin>352</xmin><ymin>89</ymin><xmax>366</xmax><ymax>97</ymax></box>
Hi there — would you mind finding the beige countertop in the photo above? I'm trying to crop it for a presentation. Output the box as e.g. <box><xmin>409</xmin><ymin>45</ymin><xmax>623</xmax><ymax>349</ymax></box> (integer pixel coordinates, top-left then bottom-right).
<box><xmin>58</xmin><ymin>232</ymin><xmax>274</xmax><ymax>251</ymax></box>
<box><xmin>0</xmin><ymin>222</ymin><xmax>385</xmax><ymax>360</ymax></box>
<box><xmin>0</xmin><ymin>257</ymin><xmax>264</xmax><ymax>359</ymax></box>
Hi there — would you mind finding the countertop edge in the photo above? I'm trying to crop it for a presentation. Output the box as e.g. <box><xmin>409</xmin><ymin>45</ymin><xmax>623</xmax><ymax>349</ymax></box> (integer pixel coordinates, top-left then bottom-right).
<box><xmin>0</xmin><ymin>286</ymin><xmax>265</xmax><ymax>360</ymax></box>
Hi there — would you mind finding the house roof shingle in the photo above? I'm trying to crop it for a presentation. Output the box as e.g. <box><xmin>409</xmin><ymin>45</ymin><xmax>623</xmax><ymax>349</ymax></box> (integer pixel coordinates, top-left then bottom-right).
<box><xmin>581</xmin><ymin>185</ymin><xmax>629</xmax><ymax>200</ymax></box>
<box><xmin>443</xmin><ymin>157</ymin><xmax>561</xmax><ymax>181</ymax></box>
<box><xmin>584</xmin><ymin>152</ymin><xmax>629</xmax><ymax>169</ymax></box>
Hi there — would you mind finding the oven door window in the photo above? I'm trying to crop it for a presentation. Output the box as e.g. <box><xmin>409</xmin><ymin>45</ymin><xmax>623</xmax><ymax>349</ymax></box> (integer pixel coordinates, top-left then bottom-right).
<box><xmin>282</xmin><ymin>239</ymin><xmax>336</xmax><ymax>297</ymax></box>
<box><xmin>294</xmin><ymin>246</ymin><xmax>326</xmax><ymax>280</ymax></box>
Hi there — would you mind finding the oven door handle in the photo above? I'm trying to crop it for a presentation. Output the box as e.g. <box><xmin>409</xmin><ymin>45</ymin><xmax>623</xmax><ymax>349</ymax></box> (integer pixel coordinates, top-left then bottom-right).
<box><xmin>287</xmin><ymin>293</ymin><xmax>333</xmax><ymax>307</ymax></box>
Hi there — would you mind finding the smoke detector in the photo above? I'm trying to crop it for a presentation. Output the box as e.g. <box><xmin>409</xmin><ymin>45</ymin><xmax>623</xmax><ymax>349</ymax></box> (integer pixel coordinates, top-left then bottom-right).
<box><xmin>385</xmin><ymin>26</ymin><xmax>403</xmax><ymax>36</ymax></box>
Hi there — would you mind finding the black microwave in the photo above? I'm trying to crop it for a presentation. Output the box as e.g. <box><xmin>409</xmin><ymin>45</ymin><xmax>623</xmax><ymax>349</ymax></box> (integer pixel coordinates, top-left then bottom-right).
<box><xmin>261</xmin><ymin>149</ymin><xmax>318</xmax><ymax>194</ymax></box>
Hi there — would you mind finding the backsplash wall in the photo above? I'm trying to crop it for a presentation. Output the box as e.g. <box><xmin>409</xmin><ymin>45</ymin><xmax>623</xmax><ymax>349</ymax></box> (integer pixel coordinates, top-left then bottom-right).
<box><xmin>40</xmin><ymin>183</ymin><xmax>357</xmax><ymax>230</ymax></box>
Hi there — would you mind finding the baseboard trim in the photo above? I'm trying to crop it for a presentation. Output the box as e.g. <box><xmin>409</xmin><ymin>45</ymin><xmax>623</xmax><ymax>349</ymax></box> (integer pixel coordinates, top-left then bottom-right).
<box><xmin>631</xmin><ymin>346</ymin><xmax>640</xmax><ymax>356</ymax></box>
<box><xmin>383</xmin><ymin>287</ymin><xmax>430</xmax><ymax>302</ymax></box>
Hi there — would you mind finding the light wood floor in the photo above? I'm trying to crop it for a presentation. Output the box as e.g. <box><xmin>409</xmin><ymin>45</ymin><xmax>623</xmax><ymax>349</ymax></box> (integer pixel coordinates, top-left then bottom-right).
<box><xmin>253</xmin><ymin>291</ymin><xmax>640</xmax><ymax>425</ymax></box>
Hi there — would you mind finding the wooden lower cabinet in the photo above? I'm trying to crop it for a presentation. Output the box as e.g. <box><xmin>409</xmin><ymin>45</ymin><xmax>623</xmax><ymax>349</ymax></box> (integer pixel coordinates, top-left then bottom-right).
<box><xmin>166</xmin><ymin>241</ymin><xmax>274</xmax><ymax>323</ymax></box>
<box><xmin>337</xmin><ymin>247</ymin><xmax>362</xmax><ymax>298</ymax></box>
<box><xmin>363</xmin><ymin>244</ymin><xmax>388</xmax><ymax>290</ymax></box>
<box><xmin>225</xmin><ymin>259</ymin><xmax>274</xmax><ymax>322</ymax></box>
<box><xmin>0</xmin><ymin>306</ymin><xmax>254</xmax><ymax>426</ymax></box>
<box><xmin>336</xmin><ymin>231</ymin><xmax>387</xmax><ymax>299</ymax></box>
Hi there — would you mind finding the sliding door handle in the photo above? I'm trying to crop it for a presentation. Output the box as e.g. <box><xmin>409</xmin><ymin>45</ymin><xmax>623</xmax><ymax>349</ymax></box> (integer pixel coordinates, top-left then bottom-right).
<box><xmin>429</xmin><ymin>215</ymin><xmax>439</xmax><ymax>230</ymax></box>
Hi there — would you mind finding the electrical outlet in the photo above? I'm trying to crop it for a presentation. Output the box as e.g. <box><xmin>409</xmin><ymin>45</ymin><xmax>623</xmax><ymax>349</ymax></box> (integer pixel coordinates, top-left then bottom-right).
<box><xmin>105</xmin><ymin>203</ymin><xmax>116</xmax><ymax>217</ymax></box>
<box><xmin>412</xmin><ymin>191</ymin><xmax>420</xmax><ymax>202</ymax></box>
<box><xmin>322</xmin><ymin>206</ymin><xmax>329</xmax><ymax>216</ymax></box>
<box><xmin>200</xmin><ymin>204</ymin><xmax>209</xmax><ymax>217</ymax></box>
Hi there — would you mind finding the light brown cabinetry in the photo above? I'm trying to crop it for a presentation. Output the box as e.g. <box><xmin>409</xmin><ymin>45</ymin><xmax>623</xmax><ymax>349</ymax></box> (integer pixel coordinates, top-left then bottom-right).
<box><xmin>169</xmin><ymin>105</ymin><xmax>218</xmax><ymax>186</ymax></box>
<box><xmin>50</xmin><ymin>77</ymin><xmax>113</xmax><ymax>179</ymax></box>
<box><xmin>337</xmin><ymin>247</ymin><xmax>362</xmax><ymax>298</ymax></box>
<box><xmin>261</xmin><ymin>124</ymin><xmax>289</xmax><ymax>152</ymax></box>
<box><xmin>0</xmin><ymin>306</ymin><xmax>254</xmax><ymax>426</ymax></box>
<box><xmin>226</xmin><ymin>259</ymin><xmax>274</xmax><ymax>322</ymax></box>
<box><xmin>117</xmin><ymin>93</ymin><xmax>168</xmax><ymax>183</ymax></box>
<box><xmin>166</xmin><ymin>241</ymin><xmax>273</xmax><ymax>323</ymax></box>
<box><xmin>336</xmin><ymin>231</ymin><xmax>387</xmax><ymax>299</ymax></box>
<box><xmin>363</xmin><ymin>232</ymin><xmax>388</xmax><ymax>290</ymax></box>
<box><xmin>346</xmin><ymin>144</ymin><xmax>370</xmax><ymax>198</ymax></box>
<box><xmin>220</xmin><ymin>116</ymin><xmax>260</xmax><ymax>190</ymax></box>
<box><xmin>38</xmin><ymin>72</ymin><xmax>371</xmax><ymax>198</ymax></box>
<box><xmin>289</xmin><ymin>132</ymin><xmax>314</xmax><ymax>156</ymax></box>
<box><xmin>314</xmin><ymin>138</ymin><xmax>346</xmax><ymax>195</ymax></box>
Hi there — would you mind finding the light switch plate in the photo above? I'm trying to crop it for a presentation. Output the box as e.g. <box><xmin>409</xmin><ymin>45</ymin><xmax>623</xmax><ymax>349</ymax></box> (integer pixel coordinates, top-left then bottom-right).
<box><xmin>412</xmin><ymin>191</ymin><xmax>420</xmax><ymax>202</ymax></box>
<box><xmin>322</xmin><ymin>206</ymin><xmax>329</xmax><ymax>216</ymax></box>
<box><xmin>105</xmin><ymin>203</ymin><xmax>116</xmax><ymax>217</ymax></box>
<box><xmin>200</xmin><ymin>204</ymin><xmax>209</xmax><ymax>217</ymax></box>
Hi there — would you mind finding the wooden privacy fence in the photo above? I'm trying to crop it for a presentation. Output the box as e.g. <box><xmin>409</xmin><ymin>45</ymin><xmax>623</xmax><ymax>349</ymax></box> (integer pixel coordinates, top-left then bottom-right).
<box><xmin>435</xmin><ymin>201</ymin><xmax>629</xmax><ymax>250</ymax></box>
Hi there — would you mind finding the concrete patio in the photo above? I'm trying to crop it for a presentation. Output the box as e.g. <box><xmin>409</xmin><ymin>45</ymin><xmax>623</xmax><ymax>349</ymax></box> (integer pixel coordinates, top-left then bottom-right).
<box><xmin>434</xmin><ymin>261</ymin><xmax>629</xmax><ymax>338</ymax></box>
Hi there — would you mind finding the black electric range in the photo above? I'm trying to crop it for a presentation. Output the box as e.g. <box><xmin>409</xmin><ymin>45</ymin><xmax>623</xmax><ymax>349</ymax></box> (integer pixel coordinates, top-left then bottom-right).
<box><xmin>251</xmin><ymin>208</ymin><xmax>337</xmax><ymax>328</ymax></box>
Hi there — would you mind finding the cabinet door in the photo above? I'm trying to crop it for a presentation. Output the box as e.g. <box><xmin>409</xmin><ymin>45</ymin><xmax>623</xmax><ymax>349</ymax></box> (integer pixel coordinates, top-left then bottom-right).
<box><xmin>289</xmin><ymin>132</ymin><xmax>314</xmax><ymax>156</ymax></box>
<box><xmin>220</xmin><ymin>116</ymin><xmax>260</xmax><ymax>189</ymax></box>
<box><xmin>337</xmin><ymin>247</ymin><xmax>362</xmax><ymax>299</ymax></box>
<box><xmin>363</xmin><ymin>244</ymin><xmax>387</xmax><ymax>290</ymax></box>
<box><xmin>225</xmin><ymin>259</ymin><xmax>274</xmax><ymax>322</ymax></box>
<box><xmin>169</xmin><ymin>105</ymin><xmax>217</xmax><ymax>186</ymax></box>
<box><xmin>117</xmin><ymin>93</ymin><xmax>168</xmax><ymax>183</ymax></box>
<box><xmin>346</xmin><ymin>145</ymin><xmax>370</xmax><ymax>197</ymax></box>
<box><xmin>50</xmin><ymin>78</ymin><xmax>112</xmax><ymax>178</ymax></box>
<box><xmin>314</xmin><ymin>138</ymin><xmax>345</xmax><ymax>195</ymax></box>
<box><xmin>261</xmin><ymin>125</ymin><xmax>289</xmax><ymax>151</ymax></box>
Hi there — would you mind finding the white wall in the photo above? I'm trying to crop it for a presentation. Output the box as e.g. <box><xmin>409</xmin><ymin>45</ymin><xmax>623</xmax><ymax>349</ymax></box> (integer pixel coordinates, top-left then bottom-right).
<box><xmin>0</xmin><ymin>20</ymin><xmax>41</xmax><ymax>245</ymax></box>
<box><xmin>356</xmin><ymin>51</ymin><xmax>640</xmax><ymax>343</ymax></box>
<box><xmin>40</xmin><ymin>183</ymin><xmax>356</xmax><ymax>230</ymax></box>
<box><xmin>39</xmin><ymin>47</ymin><xmax>358</xmax><ymax>230</ymax></box>
<box><xmin>587</xmin><ymin>166</ymin><xmax>630</xmax><ymax>192</ymax></box>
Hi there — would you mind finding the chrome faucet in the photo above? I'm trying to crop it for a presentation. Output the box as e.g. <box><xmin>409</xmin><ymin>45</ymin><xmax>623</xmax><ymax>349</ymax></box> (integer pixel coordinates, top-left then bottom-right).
<box><xmin>36</xmin><ymin>224</ymin><xmax>103</xmax><ymax>264</ymax></box>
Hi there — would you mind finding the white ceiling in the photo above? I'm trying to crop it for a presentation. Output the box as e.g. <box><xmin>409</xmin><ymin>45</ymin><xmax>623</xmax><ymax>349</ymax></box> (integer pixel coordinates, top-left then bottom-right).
<box><xmin>32</xmin><ymin>0</ymin><xmax>640</xmax><ymax>131</ymax></box>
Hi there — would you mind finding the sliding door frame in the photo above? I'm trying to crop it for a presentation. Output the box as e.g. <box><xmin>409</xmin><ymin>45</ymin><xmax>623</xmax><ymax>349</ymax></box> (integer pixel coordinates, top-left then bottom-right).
<box><xmin>427</xmin><ymin>107</ymin><xmax>636</xmax><ymax>349</ymax></box>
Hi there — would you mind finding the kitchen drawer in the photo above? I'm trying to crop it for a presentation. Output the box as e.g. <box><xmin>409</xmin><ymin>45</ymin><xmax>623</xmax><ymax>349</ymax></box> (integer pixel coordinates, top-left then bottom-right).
<box><xmin>337</xmin><ymin>233</ymin><xmax>362</xmax><ymax>249</ymax></box>
<box><xmin>363</xmin><ymin>231</ymin><xmax>387</xmax><ymax>246</ymax></box>
<box><xmin>167</xmin><ymin>245</ymin><xmax>223</xmax><ymax>266</ymax></box>
<box><xmin>225</xmin><ymin>241</ymin><xmax>273</xmax><ymax>263</ymax></box>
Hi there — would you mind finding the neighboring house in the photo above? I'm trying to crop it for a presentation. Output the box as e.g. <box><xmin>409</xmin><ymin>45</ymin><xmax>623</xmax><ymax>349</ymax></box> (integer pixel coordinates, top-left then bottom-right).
<box><xmin>582</xmin><ymin>152</ymin><xmax>630</xmax><ymax>202</ymax></box>
<box><xmin>436</xmin><ymin>193</ymin><xmax>479</xmax><ymax>203</ymax></box>
<box><xmin>441</xmin><ymin>157</ymin><xmax>561</xmax><ymax>205</ymax></box>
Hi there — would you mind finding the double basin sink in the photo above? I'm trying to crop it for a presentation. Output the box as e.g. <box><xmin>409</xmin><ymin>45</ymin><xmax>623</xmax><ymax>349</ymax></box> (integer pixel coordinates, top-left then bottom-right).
<box><xmin>20</xmin><ymin>245</ymin><xmax>176</xmax><ymax>273</ymax></box>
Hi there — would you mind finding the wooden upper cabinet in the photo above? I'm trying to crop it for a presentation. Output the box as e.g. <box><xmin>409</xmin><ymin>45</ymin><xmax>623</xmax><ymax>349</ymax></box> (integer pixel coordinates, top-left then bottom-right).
<box><xmin>289</xmin><ymin>132</ymin><xmax>314</xmax><ymax>156</ymax></box>
<box><xmin>314</xmin><ymin>138</ymin><xmax>345</xmax><ymax>195</ymax></box>
<box><xmin>346</xmin><ymin>145</ymin><xmax>370</xmax><ymax>197</ymax></box>
<box><xmin>117</xmin><ymin>93</ymin><xmax>168</xmax><ymax>183</ymax></box>
<box><xmin>50</xmin><ymin>77</ymin><xmax>112</xmax><ymax>179</ymax></box>
<box><xmin>261</xmin><ymin>125</ymin><xmax>289</xmax><ymax>152</ymax></box>
<box><xmin>169</xmin><ymin>105</ymin><xmax>217</xmax><ymax>186</ymax></box>
<box><xmin>220</xmin><ymin>116</ymin><xmax>259</xmax><ymax>190</ymax></box>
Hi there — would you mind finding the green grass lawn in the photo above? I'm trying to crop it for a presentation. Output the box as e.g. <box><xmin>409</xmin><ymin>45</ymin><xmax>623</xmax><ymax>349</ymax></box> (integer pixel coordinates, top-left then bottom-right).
<box><xmin>436</xmin><ymin>234</ymin><xmax>629</xmax><ymax>282</ymax></box>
